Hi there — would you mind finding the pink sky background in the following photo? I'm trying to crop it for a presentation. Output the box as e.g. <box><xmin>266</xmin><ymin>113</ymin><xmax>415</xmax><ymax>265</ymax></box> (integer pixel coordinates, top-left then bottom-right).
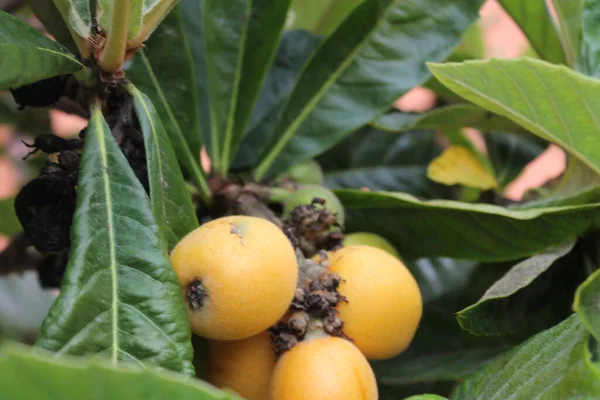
<box><xmin>0</xmin><ymin>0</ymin><xmax>567</xmax><ymax>248</ymax></box>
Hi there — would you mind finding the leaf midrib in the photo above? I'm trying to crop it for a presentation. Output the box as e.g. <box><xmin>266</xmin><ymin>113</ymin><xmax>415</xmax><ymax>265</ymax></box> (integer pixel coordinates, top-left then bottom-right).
<box><xmin>93</xmin><ymin>109</ymin><xmax>120</xmax><ymax>363</ymax></box>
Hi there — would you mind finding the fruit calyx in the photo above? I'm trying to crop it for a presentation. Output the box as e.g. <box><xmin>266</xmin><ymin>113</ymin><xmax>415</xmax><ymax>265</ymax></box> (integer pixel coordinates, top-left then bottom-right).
<box><xmin>269</xmin><ymin>251</ymin><xmax>348</xmax><ymax>356</ymax></box>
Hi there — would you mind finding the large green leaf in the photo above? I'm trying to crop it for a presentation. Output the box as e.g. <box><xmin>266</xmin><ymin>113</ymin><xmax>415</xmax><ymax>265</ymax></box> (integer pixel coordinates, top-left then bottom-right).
<box><xmin>35</xmin><ymin>106</ymin><xmax>195</xmax><ymax>376</ymax></box>
<box><xmin>180</xmin><ymin>0</ymin><xmax>212</xmax><ymax>166</ymax></box>
<box><xmin>484</xmin><ymin>133</ymin><xmax>547</xmax><ymax>188</ymax></box>
<box><xmin>201</xmin><ymin>0</ymin><xmax>249</xmax><ymax>171</ymax></box>
<box><xmin>129</xmin><ymin>86</ymin><xmax>199</xmax><ymax>250</ymax></box>
<box><xmin>231</xmin><ymin>29</ymin><xmax>321</xmax><ymax>170</ymax></box>
<box><xmin>498</xmin><ymin>0</ymin><xmax>567</xmax><ymax>65</ymax></box>
<box><xmin>318</xmin><ymin>128</ymin><xmax>448</xmax><ymax>198</ymax></box>
<box><xmin>337</xmin><ymin>189</ymin><xmax>600</xmax><ymax>262</ymax></box>
<box><xmin>371</xmin><ymin>105</ymin><xmax>529</xmax><ymax>135</ymax></box>
<box><xmin>27</xmin><ymin>0</ymin><xmax>79</xmax><ymax>54</ymax></box>
<box><xmin>220</xmin><ymin>0</ymin><xmax>292</xmax><ymax>174</ymax></box>
<box><xmin>0</xmin><ymin>343</ymin><xmax>241</xmax><ymax>400</ymax></box>
<box><xmin>451</xmin><ymin>315</ymin><xmax>600</xmax><ymax>399</ymax></box>
<box><xmin>0</xmin><ymin>11</ymin><xmax>83</xmax><ymax>89</ymax></box>
<box><xmin>577</xmin><ymin>0</ymin><xmax>600</xmax><ymax>77</ymax></box>
<box><xmin>407</xmin><ymin>258</ymin><xmax>477</xmax><ymax>304</ymax></box>
<box><xmin>551</xmin><ymin>0</ymin><xmax>583</xmax><ymax>66</ymax></box>
<box><xmin>457</xmin><ymin>242</ymin><xmax>583</xmax><ymax>337</ymax></box>
<box><xmin>428</xmin><ymin>58</ymin><xmax>600</xmax><ymax>176</ymax></box>
<box><xmin>127</xmin><ymin>5</ymin><xmax>209</xmax><ymax>198</ymax></box>
<box><xmin>253</xmin><ymin>0</ymin><xmax>485</xmax><ymax>179</ymax></box>
<box><xmin>405</xmin><ymin>396</ymin><xmax>448</xmax><ymax>400</ymax></box>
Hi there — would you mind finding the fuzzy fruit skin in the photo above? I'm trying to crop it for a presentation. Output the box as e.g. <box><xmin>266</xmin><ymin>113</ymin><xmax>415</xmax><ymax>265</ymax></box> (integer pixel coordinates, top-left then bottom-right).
<box><xmin>343</xmin><ymin>232</ymin><xmax>400</xmax><ymax>259</ymax></box>
<box><xmin>170</xmin><ymin>216</ymin><xmax>298</xmax><ymax>340</ymax></box>
<box><xmin>270</xmin><ymin>336</ymin><xmax>378</xmax><ymax>400</ymax></box>
<box><xmin>283</xmin><ymin>184</ymin><xmax>345</xmax><ymax>226</ymax></box>
<box><xmin>328</xmin><ymin>245</ymin><xmax>422</xmax><ymax>360</ymax></box>
<box><xmin>208</xmin><ymin>332</ymin><xmax>275</xmax><ymax>400</ymax></box>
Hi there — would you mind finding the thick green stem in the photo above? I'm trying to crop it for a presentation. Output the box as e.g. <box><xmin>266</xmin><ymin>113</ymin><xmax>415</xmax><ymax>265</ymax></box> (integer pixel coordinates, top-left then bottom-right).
<box><xmin>99</xmin><ymin>0</ymin><xmax>131</xmax><ymax>73</ymax></box>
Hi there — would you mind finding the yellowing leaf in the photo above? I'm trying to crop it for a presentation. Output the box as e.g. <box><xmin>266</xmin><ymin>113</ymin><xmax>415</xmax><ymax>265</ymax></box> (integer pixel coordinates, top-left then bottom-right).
<box><xmin>427</xmin><ymin>146</ymin><xmax>498</xmax><ymax>190</ymax></box>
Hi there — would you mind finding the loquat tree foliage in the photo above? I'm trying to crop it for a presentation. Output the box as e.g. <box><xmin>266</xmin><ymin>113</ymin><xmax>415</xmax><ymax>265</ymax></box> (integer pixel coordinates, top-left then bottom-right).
<box><xmin>0</xmin><ymin>0</ymin><xmax>599</xmax><ymax>399</ymax></box>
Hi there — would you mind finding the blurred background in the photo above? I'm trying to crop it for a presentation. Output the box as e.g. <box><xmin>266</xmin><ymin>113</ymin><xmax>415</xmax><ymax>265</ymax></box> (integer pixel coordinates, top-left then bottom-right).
<box><xmin>0</xmin><ymin>0</ymin><xmax>566</xmax><ymax>342</ymax></box>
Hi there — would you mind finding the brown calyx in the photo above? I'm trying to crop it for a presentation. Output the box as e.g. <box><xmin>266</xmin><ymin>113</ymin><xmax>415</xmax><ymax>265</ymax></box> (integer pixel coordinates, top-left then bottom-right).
<box><xmin>186</xmin><ymin>279</ymin><xmax>207</xmax><ymax>311</ymax></box>
<box><xmin>269</xmin><ymin>255</ymin><xmax>349</xmax><ymax>356</ymax></box>
<box><xmin>282</xmin><ymin>199</ymin><xmax>344</xmax><ymax>258</ymax></box>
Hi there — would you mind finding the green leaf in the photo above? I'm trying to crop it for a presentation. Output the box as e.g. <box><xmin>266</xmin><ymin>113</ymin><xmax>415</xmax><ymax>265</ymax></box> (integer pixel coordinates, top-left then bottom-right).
<box><xmin>457</xmin><ymin>242</ymin><xmax>581</xmax><ymax>337</ymax></box>
<box><xmin>554</xmin><ymin>158</ymin><xmax>600</xmax><ymax>196</ymax></box>
<box><xmin>127</xmin><ymin>5</ymin><xmax>210</xmax><ymax>200</ymax></box>
<box><xmin>577</xmin><ymin>0</ymin><xmax>600</xmax><ymax>77</ymax></box>
<box><xmin>484</xmin><ymin>133</ymin><xmax>546</xmax><ymax>188</ymax></box>
<box><xmin>498</xmin><ymin>0</ymin><xmax>566</xmax><ymax>65</ymax></box>
<box><xmin>337</xmin><ymin>189</ymin><xmax>600</xmax><ymax>262</ymax></box>
<box><xmin>129</xmin><ymin>85</ymin><xmax>199</xmax><ymax>250</ymax></box>
<box><xmin>318</xmin><ymin>128</ymin><xmax>449</xmax><ymax>198</ymax></box>
<box><xmin>0</xmin><ymin>343</ymin><xmax>242</xmax><ymax>400</ymax></box>
<box><xmin>27</xmin><ymin>0</ymin><xmax>79</xmax><ymax>54</ymax></box>
<box><xmin>0</xmin><ymin>11</ymin><xmax>83</xmax><ymax>89</ymax></box>
<box><xmin>35</xmin><ymin>105</ymin><xmax>195</xmax><ymax>376</ymax></box>
<box><xmin>201</xmin><ymin>0</ymin><xmax>249</xmax><ymax>171</ymax></box>
<box><xmin>371</xmin><ymin>105</ymin><xmax>530</xmax><ymax>135</ymax></box>
<box><xmin>180</xmin><ymin>0</ymin><xmax>212</xmax><ymax>165</ymax></box>
<box><xmin>232</xmin><ymin>29</ymin><xmax>322</xmax><ymax>170</ymax></box>
<box><xmin>574</xmin><ymin>259</ymin><xmax>600</xmax><ymax>342</ymax></box>
<box><xmin>451</xmin><ymin>315</ymin><xmax>600</xmax><ymax>399</ymax></box>
<box><xmin>221</xmin><ymin>0</ymin><xmax>292</xmax><ymax>174</ymax></box>
<box><xmin>253</xmin><ymin>0</ymin><xmax>485</xmax><ymax>179</ymax></box>
<box><xmin>404</xmin><ymin>396</ymin><xmax>448</xmax><ymax>400</ymax></box>
<box><xmin>0</xmin><ymin>198</ymin><xmax>20</xmax><ymax>236</ymax></box>
<box><xmin>428</xmin><ymin>58</ymin><xmax>600</xmax><ymax>176</ymax></box>
<box><xmin>53</xmin><ymin>0</ymin><xmax>92</xmax><ymax>40</ymax></box>
<box><xmin>551</xmin><ymin>0</ymin><xmax>584</xmax><ymax>66</ymax></box>
<box><xmin>289</xmin><ymin>0</ymin><xmax>362</xmax><ymax>35</ymax></box>
<box><xmin>407</xmin><ymin>257</ymin><xmax>477</xmax><ymax>304</ymax></box>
